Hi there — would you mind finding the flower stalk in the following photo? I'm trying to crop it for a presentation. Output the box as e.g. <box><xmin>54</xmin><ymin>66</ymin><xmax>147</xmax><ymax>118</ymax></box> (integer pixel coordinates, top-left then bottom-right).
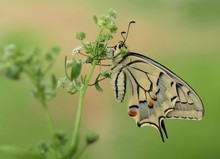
<box><xmin>67</xmin><ymin>60</ymin><xmax>97</xmax><ymax>158</ymax></box>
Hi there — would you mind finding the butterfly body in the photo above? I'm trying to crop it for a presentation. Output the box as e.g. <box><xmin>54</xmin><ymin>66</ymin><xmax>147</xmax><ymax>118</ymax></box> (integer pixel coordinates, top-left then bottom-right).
<box><xmin>111</xmin><ymin>51</ymin><xmax>204</xmax><ymax>142</ymax></box>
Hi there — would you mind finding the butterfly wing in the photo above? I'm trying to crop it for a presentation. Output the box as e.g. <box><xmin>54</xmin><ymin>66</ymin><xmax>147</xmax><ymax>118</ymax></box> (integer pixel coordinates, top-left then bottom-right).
<box><xmin>111</xmin><ymin>52</ymin><xmax>204</xmax><ymax>142</ymax></box>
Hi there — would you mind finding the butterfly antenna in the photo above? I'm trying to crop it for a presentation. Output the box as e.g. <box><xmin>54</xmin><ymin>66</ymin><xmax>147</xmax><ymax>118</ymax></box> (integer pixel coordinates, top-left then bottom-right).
<box><xmin>121</xmin><ymin>31</ymin><xmax>126</xmax><ymax>41</ymax></box>
<box><xmin>124</xmin><ymin>21</ymin><xmax>135</xmax><ymax>43</ymax></box>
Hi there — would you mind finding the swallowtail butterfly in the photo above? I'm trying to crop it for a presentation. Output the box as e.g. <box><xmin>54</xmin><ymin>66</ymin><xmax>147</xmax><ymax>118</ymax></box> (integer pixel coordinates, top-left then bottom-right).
<box><xmin>110</xmin><ymin>21</ymin><xmax>204</xmax><ymax>142</ymax></box>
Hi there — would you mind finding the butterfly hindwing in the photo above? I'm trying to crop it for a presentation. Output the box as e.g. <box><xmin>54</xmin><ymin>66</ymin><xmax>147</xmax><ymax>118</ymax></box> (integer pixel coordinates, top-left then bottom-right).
<box><xmin>111</xmin><ymin>52</ymin><xmax>204</xmax><ymax>141</ymax></box>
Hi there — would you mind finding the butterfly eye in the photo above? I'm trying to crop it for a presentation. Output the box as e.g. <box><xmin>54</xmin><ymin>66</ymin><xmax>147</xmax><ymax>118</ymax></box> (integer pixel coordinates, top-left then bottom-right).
<box><xmin>119</xmin><ymin>42</ymin><xmax>126</xmax><ymax>49</ymax></box>
<box><xmin>118</xmin><ymin>42</ymin><xmax>123</xmax><ymax>49</ymax></box>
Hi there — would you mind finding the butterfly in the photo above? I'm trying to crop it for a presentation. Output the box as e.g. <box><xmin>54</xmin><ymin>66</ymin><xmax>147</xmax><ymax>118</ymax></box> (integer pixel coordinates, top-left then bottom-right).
<box><xmin>110</xmin><ymin>21</ymin><xmax>204</xmax><ymax>142</ymax></box>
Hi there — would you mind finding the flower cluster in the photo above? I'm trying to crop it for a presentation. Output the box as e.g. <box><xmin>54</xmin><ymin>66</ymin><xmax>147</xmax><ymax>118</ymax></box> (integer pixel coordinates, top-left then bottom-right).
<box><xmin>58</xmin><ymin>9</ymin><xmax>118</xmax><ymax>95</ymax></box>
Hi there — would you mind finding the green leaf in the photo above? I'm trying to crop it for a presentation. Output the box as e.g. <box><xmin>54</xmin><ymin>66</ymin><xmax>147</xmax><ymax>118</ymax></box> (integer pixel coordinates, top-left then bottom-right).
<box><xmin>95</xmin><ymin>82</ymin><xmax>103</xmax><ymax>92</ymax></box>
<box><xmin>100</xmin><ymin>70</ymin><xmax>112</xmax><ymax>78</ymax></box>
<box><xmin>0</xmin><ymin>145</ymin><xmax>44</xmax><ymax>159</ymax></box>
<box><xmin>80</xmin><ymin>75</ymin><xmax>84</xmax><ymax>84</ymax></box>
<box><xmin>80</xmin><ymin>74</ymin><xmax>87</xmax><ymax>84</ymax></box>
<box><xmin>70</xmin><ymin>59</ymin><xmax>82</xmax><ymax>80</ymax></box>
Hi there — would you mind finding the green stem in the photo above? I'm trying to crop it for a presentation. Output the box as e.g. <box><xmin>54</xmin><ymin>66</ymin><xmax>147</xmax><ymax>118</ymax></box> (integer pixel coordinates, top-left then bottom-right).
<box><xmin>42</xmin><ymin>100</ymin><xmax>59</xmax><ymax>159</ymax></box>
<box><xmin>73</xmin><ymin>144</ymin><xmax>88</xmax><ymax>159</ymax></box>
<box><xmin>68</xmin><ymin>60</ymin><xmax>97</xmax><ymax>157</ymax></box>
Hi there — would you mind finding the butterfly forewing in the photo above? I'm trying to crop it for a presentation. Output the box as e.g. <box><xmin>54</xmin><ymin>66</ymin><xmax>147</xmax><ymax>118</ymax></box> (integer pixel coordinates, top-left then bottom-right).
<box><xmin>111</xmin><ymin>52</ymin><xmax>204</xmax><ymax>141</ymax></box>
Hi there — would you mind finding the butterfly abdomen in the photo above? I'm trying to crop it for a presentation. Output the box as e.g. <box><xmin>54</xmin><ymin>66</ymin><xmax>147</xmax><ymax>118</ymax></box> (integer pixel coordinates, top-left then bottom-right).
<box><xmin>112</xmin><ymin>71</ymin><xmax>127</xmax><ymax>103</ymax></box>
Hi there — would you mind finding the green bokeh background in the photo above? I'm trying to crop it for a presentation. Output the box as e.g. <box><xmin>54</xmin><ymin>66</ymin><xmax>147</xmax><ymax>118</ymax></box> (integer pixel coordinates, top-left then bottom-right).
<box><xmin>0</xmin><ymin>0</ymin><xmax>220</xmax><ymax>159</ymax></box>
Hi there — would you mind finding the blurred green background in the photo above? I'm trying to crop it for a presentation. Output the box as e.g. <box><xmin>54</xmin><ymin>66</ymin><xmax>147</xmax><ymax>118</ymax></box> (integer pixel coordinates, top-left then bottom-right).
<box><xmin>0</xmin><ymin>0</ymin><xmax>220</xmax><ymax>158</ymax></box>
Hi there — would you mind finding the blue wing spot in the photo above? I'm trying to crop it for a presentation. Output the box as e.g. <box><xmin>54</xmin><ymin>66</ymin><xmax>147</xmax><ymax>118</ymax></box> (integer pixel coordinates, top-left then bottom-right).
<box><xmin>159</xmin><ymin>72</ymin><xmax>164</xmax><ymax>78</ymax></box>
<box><xmin>139</xmin><ymin>100</ymin><xmax>147</xmax><ymax>105</ymax></box>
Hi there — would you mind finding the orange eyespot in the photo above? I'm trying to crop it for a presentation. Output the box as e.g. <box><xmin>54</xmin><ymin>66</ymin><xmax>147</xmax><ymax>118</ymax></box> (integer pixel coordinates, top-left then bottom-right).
<box><xmin>128</xmin><ymin>107</ymin><xmax>138</xmax><ymax>117</ymax></box>
<box><xmin>152</xmin><ymin>95</ymin><xmax>157</xmax><ymax>100</ymax></box>
<box><xmin>148</xmin><ymin>100</ymin><xmax>154</xmax><ymax>108</ymax></box>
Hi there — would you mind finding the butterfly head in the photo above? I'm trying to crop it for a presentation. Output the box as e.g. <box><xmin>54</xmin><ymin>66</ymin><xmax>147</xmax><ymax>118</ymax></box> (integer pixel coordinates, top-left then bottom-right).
<box><xmin>118</xmin><ymin>40</ymin><xmax>127</xmax><ymax>49</ymax></box>
<box><xmin>112</xmin><ymin>40</ymin><xmax>127</xmax><ymax>56</ymax></box>
<box><xmin>107</xmin><ymin>21</ymin><xmax>135</xmax><ymax>60</ymax></box>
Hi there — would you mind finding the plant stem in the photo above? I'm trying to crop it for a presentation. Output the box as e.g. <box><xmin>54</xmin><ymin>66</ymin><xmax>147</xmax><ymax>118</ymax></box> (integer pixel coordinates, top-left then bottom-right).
<box><xmin>68</xmin><ymin>60</ymin><xmax>97</xmax><ymax>157</ymax></box>
<box><xmin>42</xmin><ymin>100</ymin><xmax>59</xmax><ymax>159</ymax></box>
<box><xmin>73</xmin><ymin>144</ymin><xmax>88</xmax><ymax>159</ymax></box>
